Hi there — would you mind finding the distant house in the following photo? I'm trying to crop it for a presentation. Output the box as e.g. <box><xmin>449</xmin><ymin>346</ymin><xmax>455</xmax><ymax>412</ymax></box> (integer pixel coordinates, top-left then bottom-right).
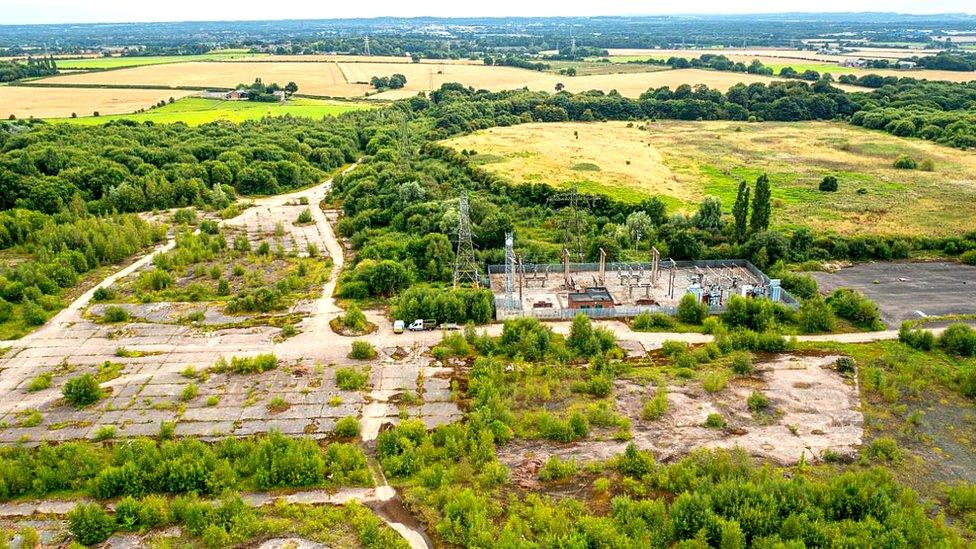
<box><xmin>840</xmin><ymin>58</ymin><xmax>869</xmax><ymax>68</ymax></box>
<box><xmin>226</xmin><ymin>90</ymin><xmax>249</xmax><ymax>100</ymax></box>
<box><xmin>272</xmin><ymin>90</ymin><xmax>287</xmax><ymax>102</ymax></box>
<box><xmin>896</xmin><ymin>61</ymin><xmax>917</xmax><ymax>70</ymax></box>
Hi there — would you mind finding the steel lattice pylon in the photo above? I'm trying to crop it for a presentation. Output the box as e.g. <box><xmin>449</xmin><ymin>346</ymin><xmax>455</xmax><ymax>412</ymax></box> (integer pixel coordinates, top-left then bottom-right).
<box><xmin>453</xmin><ymin>192</ymin><xmax>480</xmax><ymax>287</ymax></box>
<box><xmin>503</xmin><ymin>232</ymin><xmax>516</xmax><ymax>307</ymax></box>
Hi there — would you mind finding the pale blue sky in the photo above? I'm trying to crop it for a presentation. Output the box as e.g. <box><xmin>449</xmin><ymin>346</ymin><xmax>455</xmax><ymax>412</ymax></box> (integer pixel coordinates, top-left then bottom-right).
<box><xmin>1</xmin><ymin>0</ymin><xmax>974</xmax><ymax>25</ymax></box>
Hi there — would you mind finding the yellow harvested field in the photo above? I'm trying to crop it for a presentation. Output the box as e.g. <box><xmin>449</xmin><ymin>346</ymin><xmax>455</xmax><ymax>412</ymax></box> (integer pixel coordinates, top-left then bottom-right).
<box><xmin>230</xmin><ymin>54</ymin><xmax>480</xmax><ymax>65</ymax></box>
<box><xmin>445</xmin><ymin>120</ymin><xmax>976</xmax><ymax>237</ymax></box>
<box><xmin>35</xmin><ymin>61</ymin><xmax>830</xmax><ymax>100</ymax></box>
<box><xmin>0</xmin><ymin>86</ymin><xmax>194</xmax><ymax>119</ymax></box>
<box><xmin>36</xmin><ymin>61</ymin><xmax>368</xmax><ymax>97</ymax></box>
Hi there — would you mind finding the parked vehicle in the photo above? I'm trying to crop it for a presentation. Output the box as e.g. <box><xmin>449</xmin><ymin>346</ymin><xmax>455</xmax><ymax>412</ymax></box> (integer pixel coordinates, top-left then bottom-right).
<box><xmin>393</xmin><ymin>320</ymin><xmax>405</xmax><ymax>334</ymax></box>
<box><xmin>408</xmin><ymin>318</ymin><xmax>438</xmax><ymax>331</ymax></box>
<box><xmin>441</xmin><ymin>323</ymin><xmax>461</xmax><ymax>331</ymax></box>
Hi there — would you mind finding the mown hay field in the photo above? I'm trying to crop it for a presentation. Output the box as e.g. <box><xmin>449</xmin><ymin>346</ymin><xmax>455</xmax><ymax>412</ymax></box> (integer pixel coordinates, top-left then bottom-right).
<box><xmin>35</xmin><ymin>61</ymin><xmax>365</xmax><ymax>96</ymax></box>
<box><xmin>51</xmin><ymin>97</ymin><xmax>372</xmax><ymax>125</ymax></box>
<box><xmin>0</xmin><ymin>85</ymin><xmax>194</xmax><ymax>119</ymax></box>
<box><xmin>444</xmin><ymin>120</ymin><xmax>976</xmax><ymax>237</ymax></box>
<box><xmin>34</xmin><ymin>61</ymin><xmax>827</xmax><ymax>99</ymax></box>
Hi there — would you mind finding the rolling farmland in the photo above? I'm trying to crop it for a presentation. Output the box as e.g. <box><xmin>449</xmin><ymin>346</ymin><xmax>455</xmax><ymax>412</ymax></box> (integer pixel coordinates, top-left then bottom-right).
<box><xmin>0</xmin><ymin>85</ymin><xmax>194</xmax><ymax>118</ymax></box>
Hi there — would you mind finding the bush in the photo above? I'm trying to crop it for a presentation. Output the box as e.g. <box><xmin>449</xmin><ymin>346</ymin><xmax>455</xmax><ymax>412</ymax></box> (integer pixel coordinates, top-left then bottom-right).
<box><xmin>747</xmin><ymin>390</ymin><xmax>769</xmax><ymax>413</ymax></box>
<box><xmin>338</xmin><ymin>305</ymin><xmax>368</xmax><ymax>332</ymax></box>
<box><xmin>62</xmin><ymin>374</ymin><xmax>102</xmax><ymax>407</ymax></box>
<box><xmin>940</xmin><ymin>323</ymin><xmax>976</xmax><ymax>357</ymax></box>
<box><xmin>21</xmin><ymin>300</ymin><xmax>47</xmax><ymax>326</ymax></box>
<box><xmin>827</xmin><ymin>288</ymin><xmax>884</xmax><ymax>331</ymax></box>
<box><xmin>893</xmin><ymin>155</ymin><xmax>917</xmax><ymax>169</ymax></box>
<box><xmin>348</xmin><ymin>340</ymin><xmax>377</xmax><ymax>360</ymax></box>
<box><xmin>336</xmin><ymin>367</ymin><xmax>369</xmax><ymax>390</ymax></box>
<box><xmin>102</xmin><ymin>305</ymin><xmax>130</xmax><ymax>323</ymax></box>
<box><xmin>835</xmin><ymin>356</ymin><xmax>856</xmax><ymax>374</ymax></box>
<box><xmin>642</xmin><ymin>385</ymin><xmax>668</xmax><ymax>420</ymax></box>
<box><xmin>798</xmin><ymin>295</ymin><xmax>836</xmax><ymax>333</ymax></box>
<box><xmin>819</xmin><ymin>175</ymin><xmax>838</xmax><ymax>192</ymax></box>
<box><xmin>26</xmin><ymin>372</ymin><xmax>53</xmax><ymax>392</ymax></box>
<box><xmin>538</xmin><ymin>455</ymin><xmax>577</xmax><ymax>482</ymax></box>
<box><xmin>704</xmin><ymin>413</ymin><xmax>725</xmax><ymax>428</ymax></box>
<box><xmin>222</xmin><ymin>353</ymin><xmax>278</xmax><ymax>374</ymax></box>
<box><xmin>67</xmin><ymin>503</ymin><xmax>115</xmax><ymax>546</ymax></box>
<box><xmin>731</xmin><ymin>353</ymin><xmax>754</xmax><ymax>376</ymax></box>
<box><xmin>677</xmin><ymin>293</ymin><xmax>709</xmax><ymax>324</ymax></box>
<box><xmin>702</xmin><ymin>371</ymin><xmax>728</xmax><ymax>393</ymax></box>
<box><xmin>334</xmin><ymin>416</ymin><xmax>361</xmax><ymax>438</ymax></box>
<box><xmin>297</xmin><ymin>208</ymin><xmax>313</xmax><ymax>224</ymax></box>
<box><xmin>631</xmin><ymin>311</ymin><xmax>677</xmax><ymax>331</ymax></box>
<box><xmin>898</xmin><ymin>322</ymin><xmax>935</xmax><ymax>351</ymax></box>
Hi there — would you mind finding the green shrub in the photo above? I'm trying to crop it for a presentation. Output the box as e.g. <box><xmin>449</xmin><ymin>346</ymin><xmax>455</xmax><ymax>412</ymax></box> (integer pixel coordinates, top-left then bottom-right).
<box><xmin>62</xmin><ymin>374</ymin><xmax>102</xmax><ymax>407</ymax></box>
<box><xmin>18</xmin><ymin>526</ymin><xmax>40</xmax><ymax>548</ymax></box>
<box><xmin>798</xmin><ymin>296</ymin><xmax>836</xmax><ymax>333</ymax></box>
<box><xmin>898</xmin><ymin>322</ymin><xmax>935</xmax><ymax>351</ymax></box>
<box><xmin>946</xmin><ymin>482</ymin><xmax>976</xmax><ymax>515</ymax></box>
<box><xmin>702</xmin><ymin>371</ymin><xmax>728</xmax><ymax>393</ymax></box>
<box><xmin>334</xmin><ymin>416</ymin><xmax>361</xmax><ymax>438</ymax></box>
<box><xmin>827</xmin><ymin>288</ymin><xmax>884</xmax><ymax>331</ymax></box>
<box><xmin>26</xmin><ymin>372</ymin><xmax>53</xmax><ymax>392</ymax></box>
<box><xmin>731</xmin><ymin>353</ymin><xmax>754</xmax><ymax>376</ymax></box>
<box><xmin>961</xmin><ymin>250</ymin><xmax>976</xmax><ymax>266</ymax></box>
<box><xmin>677</xmin><ymin>293</ymin><xmax>709</xmax><ymax>324</ymax></box>
<box><xmin>339</xmin><ymin>305</ymin><xmax>368</xmax><ymax>332</ymax></box>
<box><xmin>939</xmin><ymin>323</ymin><xmax>976</xmax><ymax>357</ymax></box>
<box><xmin>893</xmin><ymin>155</ymin><xmax>917</xmax><ymax>169</ymax></box>
<box><xmin>819</xmin><ymin>175</ymin><xmax>838</xmax><ymax>192</ymax></box>
<box><xmin>67</xmin><ymin>503</ymin><xmax>115</xmax><ymax>546</ymax></box>
<box><xmin>114</xmin><ymin>496</ymin><xmax>142</xmax><ymax>531</ymax></box>
<box><xmin>297</xmin><ymin>208</ymin><xmax>313</xmax><ymax>224</ymax></box>
<box><xmin>253</xmin><ymin>432</ymin><xmax>326</xmax><ymax>489</ymax></box>
<box><xmin>21</xmin><ymin>300</ymin><xmax>47</xmax><ymax>326</ymax></box>
<box><xmin>93</xmin><ymin>425</ymin><xmax>116</xmax><ymax>441</ymax></box>
<box><xmin>642</xmin><ymin>385</ymin><xmax>668</xmax><ymax>420</ymax></box>
<box><xmin>336</xmin><ymin>367</ymin><xmax>369</xmax><ymax>390</ymax></box>
<box><xmin>538</xmin><ymin>455</ymin><xmax>577</xmax><ymax>481</ymax></box>
<box><xmin>348</xmin><ymin>340</ymin><xmax>377</xmax><ymax>360</ymax></box>
<box><xmin>704</xmin><ymin>413</ymin><xmax>726</xmax><ymax>429</ymax></box>
<box><xmin>102</xmin><ymin>306</ymin><xmax>130</xmax><ymax>323</ymax></box>
<box><xmin>747</xmin><ymin>390</ymin><xmax>769</xmax><ymax>413</ymax></box>
<box><xmin>866</xmin><ymin>436</ymin><xmax>901</xmax><ymax>461</ymax></box>
<box><xmin>220</xmin><ymin>353</ymin><xmax>278</xmax><ymax>374</ymax></box>
<box><xmin>631</xmin><ymin>311</ymin><xmax>677</xmax><ymax>331</ymax></box>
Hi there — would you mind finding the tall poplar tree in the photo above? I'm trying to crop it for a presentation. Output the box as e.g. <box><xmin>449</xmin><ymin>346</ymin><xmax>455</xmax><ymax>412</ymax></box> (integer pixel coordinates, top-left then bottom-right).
<box><xmin>732</xmin><ymin>180</ymin><xmax>750</xmax><ymax>242</ymax></box>
<box><xmin>750</xmin><ymin>173</ymin><xmax>772</xmax><ymax>233</ymax></box>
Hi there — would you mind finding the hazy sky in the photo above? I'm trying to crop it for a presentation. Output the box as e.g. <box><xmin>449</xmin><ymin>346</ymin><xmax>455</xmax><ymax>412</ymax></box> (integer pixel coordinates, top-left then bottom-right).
<box><xmin>2</xmin><ymin>0</ymin><xmax>974</xmax><ymax>25</ymax></box>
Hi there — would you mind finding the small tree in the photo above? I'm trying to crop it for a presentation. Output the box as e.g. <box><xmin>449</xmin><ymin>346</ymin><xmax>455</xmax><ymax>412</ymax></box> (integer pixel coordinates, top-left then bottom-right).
<box><xmin>63</xmin><ymin>374</ymin><xmax>102</xmax><ymax>407</ymax></box>
<box><xmin>677</xmin><ymin>293</ymin><xmax>709</xmax><ymax>325</ymax></box>
<box><xmin>819</xmin><ymin>175</ymin><xmax>838</xmax><ymax>192</ymax></box>
<box><xmin>732</xmin><ymin>180</ymin><xmax>750</xmax><ymax>242</ymax></box>
<box><xmin>750</xmin><ymin>173</ymin><xmax>772</xmax><ymax>233</ymax></box>
<box><xmin>348</xmin><ymin>340</ymin><xmax>377</xmax><ymax>360</ymax></box>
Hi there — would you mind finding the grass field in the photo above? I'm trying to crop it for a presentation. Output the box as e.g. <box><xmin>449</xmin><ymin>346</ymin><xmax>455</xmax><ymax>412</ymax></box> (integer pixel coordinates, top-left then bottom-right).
<box><xmin>0</xmin><ymin>85</ymin><xmax>194</xmax><ymax>119</ymax></box>
<box><xmin>50</xmin><ymin>97</ymin><xmax>372</xmax><ymax>125</ymax></box>
<box><xmin>54</xmin><ymin>51</ymin><xmax>267</xmax><ymax>69</ymax></box>
<box><xmin>444</xmin><ymin>120</ymin><xmax>976</xmax><ymax>237</ymax></box>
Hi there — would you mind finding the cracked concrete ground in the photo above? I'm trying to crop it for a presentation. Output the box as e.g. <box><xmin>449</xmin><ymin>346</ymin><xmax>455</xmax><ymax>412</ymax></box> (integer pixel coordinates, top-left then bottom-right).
<box><xmin>497</xmin><ymin>354</ymin><xmax>864</xmax><ymax>476</ymax></box>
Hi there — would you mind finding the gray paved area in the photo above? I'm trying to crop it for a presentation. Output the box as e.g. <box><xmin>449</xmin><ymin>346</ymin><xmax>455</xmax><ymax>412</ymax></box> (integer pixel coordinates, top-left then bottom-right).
<box><xmin>812</xmin><ymin>261</ymin><xmax>976</xmax><ymax>327</ymax></box>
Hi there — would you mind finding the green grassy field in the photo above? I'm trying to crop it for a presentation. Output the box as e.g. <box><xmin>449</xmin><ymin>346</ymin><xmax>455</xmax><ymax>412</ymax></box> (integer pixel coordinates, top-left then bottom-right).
<box><xmin>51</xmin><ymin>97</ymin><xmax>372</xmax><ymax>125</ymax></box>
<box><xmin>55</xmin><ymin>51</ymin><xmax>267</xmax><ymax>69</ymax></box>
<box><xmin>446</xmin><ymin>120</ymin><xmax>976</xmax><ymax>237</ymax></box>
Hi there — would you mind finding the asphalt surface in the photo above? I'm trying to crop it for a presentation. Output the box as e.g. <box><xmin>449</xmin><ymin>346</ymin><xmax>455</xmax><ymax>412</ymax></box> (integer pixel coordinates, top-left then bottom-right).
<box><xmin>812</xmin><ymin>261</ymin><xmax>976</xmax><ymax>327</ymax></box>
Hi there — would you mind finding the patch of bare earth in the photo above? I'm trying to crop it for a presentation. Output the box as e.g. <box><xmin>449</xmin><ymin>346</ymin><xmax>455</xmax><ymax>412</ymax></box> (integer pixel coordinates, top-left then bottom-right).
<box><xmin>498</xmin><ymin>354</ymin><xmax>863</xmax><ymax>479</ymax></box>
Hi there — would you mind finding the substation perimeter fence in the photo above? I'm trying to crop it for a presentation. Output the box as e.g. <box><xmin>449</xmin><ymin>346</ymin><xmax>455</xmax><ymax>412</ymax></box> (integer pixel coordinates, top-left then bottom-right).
<box><xmin>489</xmin><ymin>259</ymin><xmax>799</xmax><ymax>320</ymax></box>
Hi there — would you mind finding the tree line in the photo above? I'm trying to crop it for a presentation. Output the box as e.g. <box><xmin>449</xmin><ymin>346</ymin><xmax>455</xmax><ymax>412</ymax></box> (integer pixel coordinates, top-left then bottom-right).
<box><xmin>0</xmin><ymin>56</ymin><xmax>58</xmax><ymax>82</ymax></box>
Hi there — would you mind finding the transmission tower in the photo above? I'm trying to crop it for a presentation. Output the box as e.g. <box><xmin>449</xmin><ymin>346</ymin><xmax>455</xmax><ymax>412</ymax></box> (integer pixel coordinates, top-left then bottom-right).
<box><xmin>503</xmin><ymin>232</ymin><xmax>516</xmax><ymax>308</ymax></box>
<box><xmin>570</xmin><ymin>37</ymin><xmax>577</xmax><ymax>58</ymax></box>
<box><xmin>363</xmin><ymin>36</ymin><xmax>371</xmax><ymax>56</ymax></box>
<box><xmin>453</xmin><ymin>192</ymin><xmax>480</xmax><ymax>287</ymax></box>
<box><xmin>546</xmin><ymin>185</ymin><xmax>597</xmax><ymax>262</ymax></box>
